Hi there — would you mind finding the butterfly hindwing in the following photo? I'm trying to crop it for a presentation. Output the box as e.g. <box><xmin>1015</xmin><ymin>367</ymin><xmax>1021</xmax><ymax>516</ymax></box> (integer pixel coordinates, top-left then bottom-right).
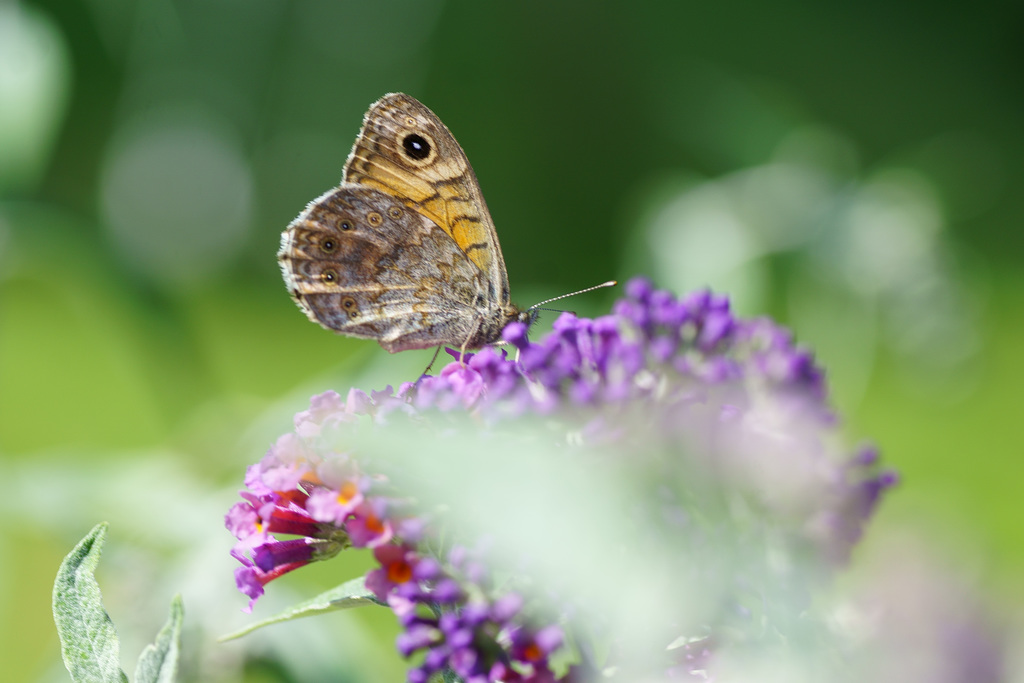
<box><xmin>279</xmin><ymin>185</ymin><xmax>492</xmax><ymax>352</ymax></box>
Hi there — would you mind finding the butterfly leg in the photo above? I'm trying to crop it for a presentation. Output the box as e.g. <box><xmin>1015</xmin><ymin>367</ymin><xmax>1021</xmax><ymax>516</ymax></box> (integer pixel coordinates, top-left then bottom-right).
<box><xmin>421</xmin><ymin>346</ymin><xmax>443</xmax><ymax>376</ymax></box>
<box><xmin>458</xmin><ymin>318</ymin><xmax>485</xmax><ymax>366</ymax></box>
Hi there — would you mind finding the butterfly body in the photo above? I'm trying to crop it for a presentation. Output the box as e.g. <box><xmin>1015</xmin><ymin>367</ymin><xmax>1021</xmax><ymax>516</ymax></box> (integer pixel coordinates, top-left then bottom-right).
<box><xmin>279</xmin><ymin>93</ymin><xmax>534</xmax><ymax>352</ymax></box>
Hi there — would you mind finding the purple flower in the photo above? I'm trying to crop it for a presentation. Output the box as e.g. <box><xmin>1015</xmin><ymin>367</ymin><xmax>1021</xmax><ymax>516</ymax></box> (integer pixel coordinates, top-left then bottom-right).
<box><xmin>226</xmin><ymin>278</ymin><xmax>908</xmax><ymax>681</ymax></box>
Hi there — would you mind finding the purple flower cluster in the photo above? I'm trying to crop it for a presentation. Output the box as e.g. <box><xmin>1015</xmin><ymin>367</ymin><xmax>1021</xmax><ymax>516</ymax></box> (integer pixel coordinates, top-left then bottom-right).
<box><xmin>369</xmin><ymin>543</ymin><xmax>569</xmax><ymax>683</ymax></box>
<box><xmin>226</xmin><ymin>389</ymin><xmax>571</xmax><ymax>681</ymax></box>
<box><xmin>225</xmin><ymin>391</ymin><xmax>395</xmax><ymax>611</ymax></box>
<box><xmin>417</xmin><ymin>277</ymin><xmax>828</xmax><ymax>414</ymax></box>
<box><xmin>409</xmin><ymin>278</ymin><xmax>839</xmax><ymax>444</ymax></box>
<box><xmin>227</xmin><ymin>278</ymin><xmax>897</xmax><ymax>682</ymax></box>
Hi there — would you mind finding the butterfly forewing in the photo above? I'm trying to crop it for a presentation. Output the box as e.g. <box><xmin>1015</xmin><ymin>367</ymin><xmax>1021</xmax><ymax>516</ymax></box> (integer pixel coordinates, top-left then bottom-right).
<box><xmin>342</xmin><ymin>93</ymin><xmax>511</xmax><ymax>306</ymax></box>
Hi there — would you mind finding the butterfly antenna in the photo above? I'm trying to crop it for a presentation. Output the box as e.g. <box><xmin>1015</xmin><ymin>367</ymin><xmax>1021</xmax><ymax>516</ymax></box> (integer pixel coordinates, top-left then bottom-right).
<box><xmin>527</xmin><ymin>281</ymin><xmax>617</xmax><ymax>311</ymax></box>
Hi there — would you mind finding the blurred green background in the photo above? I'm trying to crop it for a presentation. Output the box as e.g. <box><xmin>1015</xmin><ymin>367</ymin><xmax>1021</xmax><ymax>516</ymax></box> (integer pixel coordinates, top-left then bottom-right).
<box><xmin>2</xmin><ymin>0</ymin><xmax>1023</xmax><ymax>680</ymax></box>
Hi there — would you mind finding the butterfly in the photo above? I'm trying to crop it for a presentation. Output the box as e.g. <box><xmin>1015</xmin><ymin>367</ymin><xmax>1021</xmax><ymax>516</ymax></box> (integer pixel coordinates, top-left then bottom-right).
<box><xmin>278</xmin><ymin>93</ymin><xmax>536</xmax><ymax>354</ymax></box>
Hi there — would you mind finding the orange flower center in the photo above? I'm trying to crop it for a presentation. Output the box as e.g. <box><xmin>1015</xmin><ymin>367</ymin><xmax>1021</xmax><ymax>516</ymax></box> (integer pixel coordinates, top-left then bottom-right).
<box><xmin>338</xmin><ymin>480</ymin><xmax>359</xmax><ymax>504</ymax></box>
<box><xmin>387</xmin><ymin>560</ymin><xmax>413</xmax><ymax>583</ymax></box>
<box><xmin>523</xmin><ymin>643</ymin><xmax>543</xmax><ymax>662</ymax></box>
<box><xmin>365</xmin><ymin>514</ymin><xmax>385</xmax><ymax>533</ymax></box>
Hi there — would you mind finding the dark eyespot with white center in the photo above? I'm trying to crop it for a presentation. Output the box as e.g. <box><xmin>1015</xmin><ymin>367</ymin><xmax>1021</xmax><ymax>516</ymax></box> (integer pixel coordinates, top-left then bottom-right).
<box><xmin>402</xmin><ymin>133</ymin><xmax>431</xmax><ymax>160</ymax></box>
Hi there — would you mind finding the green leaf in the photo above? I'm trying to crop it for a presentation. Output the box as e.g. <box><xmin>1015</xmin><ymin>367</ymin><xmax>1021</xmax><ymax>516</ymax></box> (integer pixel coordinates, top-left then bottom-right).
<box><xmin>52</xmin><ymin>523</ymin><xmax>128</xmax><ymax>683</ymax></box>
<box><xmin>133</xmin><ymin>595</ymin><xmax>184</xmax><ymax>683</ymax></box>
<box><xmin>219</xmin><ymin>576</ymin><xmax>382</xmax><ymax>641</ymax></box>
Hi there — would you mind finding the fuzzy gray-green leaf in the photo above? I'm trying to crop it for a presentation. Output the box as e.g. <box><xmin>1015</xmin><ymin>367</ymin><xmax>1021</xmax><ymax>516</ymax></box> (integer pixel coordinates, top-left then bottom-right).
<box><xmin>219</xmin><ymin>576</ymin><xmax>382</xmax><ymax>641</ymax></box>
<box><xmin>134</xmin><ymin>595</ymin><xmax>184</xmax><ymax>683</ymax></box>
<box><xmin>52</xmin><ymin>523</ymin><xmax>128</xmax><ymax>683</ymax></box>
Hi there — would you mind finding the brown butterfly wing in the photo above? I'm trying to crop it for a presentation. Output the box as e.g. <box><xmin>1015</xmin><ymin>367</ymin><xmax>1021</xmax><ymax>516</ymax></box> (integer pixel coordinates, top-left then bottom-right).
<box><xmin>278</xmin><ymin>185</ymin><xmax>494</xmax><ymax>352</ymax></box>
<box><xmin>342</xmin><ymin>93</ymin><xmax>511</xmax><ymax>308</ymax></box>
